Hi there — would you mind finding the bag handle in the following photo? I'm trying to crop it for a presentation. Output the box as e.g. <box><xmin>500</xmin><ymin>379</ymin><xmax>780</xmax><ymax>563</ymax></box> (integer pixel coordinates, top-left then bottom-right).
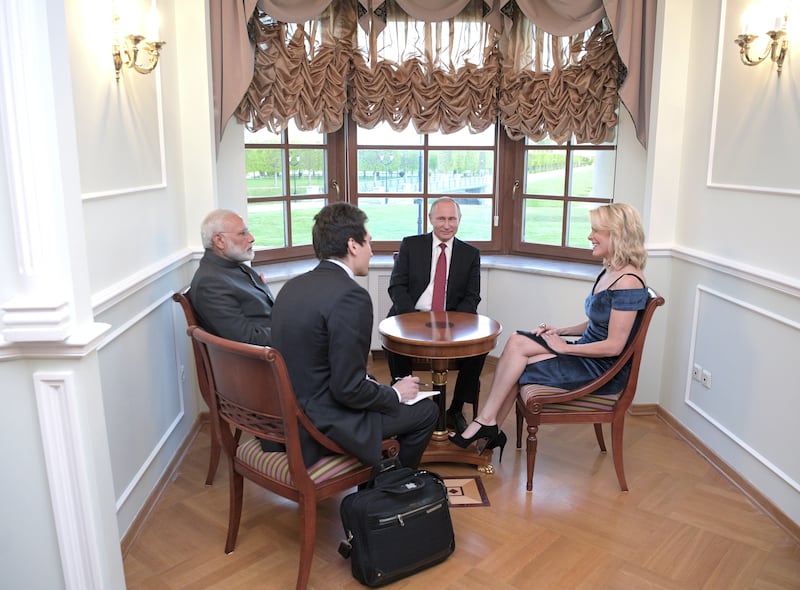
<box><xmin>381</xmin><ymin>476</ymin><xmax>427</xmax><ymax>494</ymax></box>
<box><xmin>368</xmin><ymin>457</ymin><xmax>403</xmax><ymax>486</ymax></box>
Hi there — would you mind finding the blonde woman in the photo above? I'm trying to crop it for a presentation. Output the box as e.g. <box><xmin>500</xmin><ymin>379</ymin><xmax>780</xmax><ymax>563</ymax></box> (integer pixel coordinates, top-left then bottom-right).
<box><xmin>450</xmin><ymin>203</ymin><xmax>649</xmax><ymax>460</ymax></box>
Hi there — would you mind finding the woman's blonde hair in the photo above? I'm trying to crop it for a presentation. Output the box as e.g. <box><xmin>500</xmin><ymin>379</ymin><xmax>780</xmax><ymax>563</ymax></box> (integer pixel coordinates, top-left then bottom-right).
<box><xmin>589</xmin><ymin>203</ymin><xmax>647</xmax><ymax>270</ymax></box>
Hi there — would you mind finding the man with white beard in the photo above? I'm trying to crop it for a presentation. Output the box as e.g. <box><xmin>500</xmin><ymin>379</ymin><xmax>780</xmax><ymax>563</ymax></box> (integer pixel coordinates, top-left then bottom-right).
<box><xmin>189</xmin><ymin>209</ymin><xmax>275</xmax><ymax>346</ymax></box>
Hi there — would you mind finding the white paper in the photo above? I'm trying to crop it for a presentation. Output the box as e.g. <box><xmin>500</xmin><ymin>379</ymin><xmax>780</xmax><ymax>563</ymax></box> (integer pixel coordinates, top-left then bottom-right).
<box><xmin>403</xmin><ymin>390</ymin><xmax>439</xmax><ymax>405</ymax></box>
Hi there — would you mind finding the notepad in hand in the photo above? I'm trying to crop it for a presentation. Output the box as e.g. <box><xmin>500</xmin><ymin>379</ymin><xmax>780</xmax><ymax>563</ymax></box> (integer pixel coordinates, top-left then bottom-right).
<box><xmin>403</xmin><ymin>390</ymin><xmax>439</xmax><ymax>405</ymax></box>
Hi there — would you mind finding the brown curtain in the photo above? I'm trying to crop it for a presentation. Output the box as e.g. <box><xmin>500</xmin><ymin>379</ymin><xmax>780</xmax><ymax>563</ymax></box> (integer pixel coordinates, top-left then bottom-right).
<box><xmin>210</xmin><ymin>0</ymin><xmax>258</xmax><ymax>153</ymax></box>
<box><xmin>602</xmin><ymin>0</ymin><xmax>656</xmax><ymax>149</ymax></box>
<box><xmin>498</xmin><ymin>0</ymin><xmax>654</xmax><ymax>146</ymax></box>
<box><xmin>234</xmin><ymin>0</ymin><xmax>354</xmax><ymax>134</ymax></box>
<box><xmin>509</xmin><ymin>0</ymin><xmax>606</xmax><ymax>35</ymax></box>
<box><xmin>213</xmin><ymin>0</ymin><xmax>655</xmax><ymax>148</ymax></box>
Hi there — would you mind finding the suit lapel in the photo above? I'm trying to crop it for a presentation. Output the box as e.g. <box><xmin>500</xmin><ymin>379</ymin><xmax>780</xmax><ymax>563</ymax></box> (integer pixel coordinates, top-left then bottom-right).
<box><xmin>240</xmin><ymin>265</ymin><xmax>274</xmax><ymax>305</ymax></box>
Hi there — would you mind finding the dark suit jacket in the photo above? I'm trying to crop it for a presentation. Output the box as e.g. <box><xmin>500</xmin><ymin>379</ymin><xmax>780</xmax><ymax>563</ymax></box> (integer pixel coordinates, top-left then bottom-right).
<box><xmin>271</xmin><ymin>260</ymin><xmax>402</xmax><ymax>466</ymax></box>
<box><xmin>189</xmin><ymin>250</ymin><xmax>274</xmax><ymax>345</ymax></box>
<box><xmin>388</xmin><ymin>233</ymin><xmax>481</xmax><ymax>316</ymax></box>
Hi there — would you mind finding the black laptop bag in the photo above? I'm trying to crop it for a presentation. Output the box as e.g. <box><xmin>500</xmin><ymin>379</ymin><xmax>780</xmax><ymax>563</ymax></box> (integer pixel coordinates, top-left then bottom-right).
<box><xmin>338</xmin><ymin>458</ymin><xmax>455</xmax><ymax>586</ymax></box>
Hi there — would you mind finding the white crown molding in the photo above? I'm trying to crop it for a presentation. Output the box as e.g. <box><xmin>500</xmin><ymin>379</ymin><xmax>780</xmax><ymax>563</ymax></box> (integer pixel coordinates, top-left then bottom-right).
<box><xmin>92</xmin><ymin>248</ymin><xmax>195</xmax><ymax>314</ymax></box>
<box><xmin>1</xmin><ymin>296</ymin><xmax>73</xmax><ymax>342</ymax></box>
<box><xmin>0</xmin><ymin>248</ymin><xmax>194</xmax><ymax>361</ymax></box>
<box><xmin>671</xmin><ymin>244</ymin><xmax>800</xmax><ymax>297</ymax></box>
<box><xmin>0</xmin><ymin>322</ymin><xmax>110</xmax><ymax>361</ymax></box>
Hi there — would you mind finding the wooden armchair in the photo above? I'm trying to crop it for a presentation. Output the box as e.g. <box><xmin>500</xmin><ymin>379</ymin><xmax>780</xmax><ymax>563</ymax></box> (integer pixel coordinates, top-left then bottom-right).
<box><xmin>172</xmin><ymin>289</ymin><xmax>223</xmax><ymax>485</ymax></box>
<box><xmin>515</xmin><ymin>289</ymin><xmax>665</xmax><ymax>492</ymax></box>
<box><xmin>189</xmin><ymin>326</ymin><xmax>400</xmax><ymax>590</ymax></box>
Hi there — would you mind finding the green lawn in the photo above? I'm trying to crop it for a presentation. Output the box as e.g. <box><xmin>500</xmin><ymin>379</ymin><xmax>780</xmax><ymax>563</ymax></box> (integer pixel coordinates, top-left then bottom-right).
<box><xmin>246</xmin><ymin>168</ymin><xmax>600</xmax><ymax>248</ymax></box>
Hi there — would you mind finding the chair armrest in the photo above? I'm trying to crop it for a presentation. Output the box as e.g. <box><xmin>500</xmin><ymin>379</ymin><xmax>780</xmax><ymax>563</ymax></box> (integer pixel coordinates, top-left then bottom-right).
<box><xmin>297</xmin><ymin>412</ymin><xmax>399</xmax><ymax>460</ymax></box>
<box><xmin>381</xmin><ymin>438</ymin><xmax>400</xmax><ymax>458</ymax></box>
<box><xmin>296</xmin><ymin>412</ymin><xmax>353</xmax><ymax>455</ymax></box>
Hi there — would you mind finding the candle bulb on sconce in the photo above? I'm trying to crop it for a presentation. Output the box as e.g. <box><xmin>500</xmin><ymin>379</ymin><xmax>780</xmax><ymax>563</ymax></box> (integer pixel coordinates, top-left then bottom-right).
<box><xmin>734</xmin><ymin>9</ymin><xmax>790</xmax><ymax>76</ymax></box>
<box><xmin>111</xmin><ymin>5</ymin><xmax>166</xmax><ymax>82</ymax></box>
<box><xmin>144</xmin><ymin>6</ymin><xmax>160</xmax><ymax>40</ymax></box>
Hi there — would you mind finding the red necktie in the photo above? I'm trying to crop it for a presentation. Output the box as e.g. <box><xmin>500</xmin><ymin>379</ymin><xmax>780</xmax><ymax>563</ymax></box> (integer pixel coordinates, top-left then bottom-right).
<box><xmin>431</xmin><ymin>243</ymin><xmax>447</xmax><ymax>312</ymax></box>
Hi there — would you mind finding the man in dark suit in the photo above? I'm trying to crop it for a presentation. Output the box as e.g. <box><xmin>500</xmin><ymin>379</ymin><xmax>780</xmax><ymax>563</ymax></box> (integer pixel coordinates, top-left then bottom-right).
<box><xmin>387</xmin><ymin>197</ymin><xmax>486</xmax><ymax>433</ymax></box>
<box><xmin>271</xmin><ymin>202</ymin><xmax>438</xmax><ymax>468</ymax></box>
<box><xmin>190</xmin><ymin>209</ymin><xmax>274</xmax><ymax>346</ymax></box>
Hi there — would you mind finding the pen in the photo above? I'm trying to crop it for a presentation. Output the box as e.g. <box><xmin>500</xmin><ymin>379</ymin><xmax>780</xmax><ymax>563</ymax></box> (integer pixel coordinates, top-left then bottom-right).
<box><xmin>392</xmin><ymin>376</ymin><xmax>430</xmax><ymax>387</ymax></box>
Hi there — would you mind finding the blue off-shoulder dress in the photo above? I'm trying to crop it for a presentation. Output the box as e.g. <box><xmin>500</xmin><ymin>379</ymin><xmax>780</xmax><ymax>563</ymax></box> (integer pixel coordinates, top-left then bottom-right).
<box><xmin>518</xmin><ymin>271</ymin><xmax>649</xmax><ymax>394</ymax></box>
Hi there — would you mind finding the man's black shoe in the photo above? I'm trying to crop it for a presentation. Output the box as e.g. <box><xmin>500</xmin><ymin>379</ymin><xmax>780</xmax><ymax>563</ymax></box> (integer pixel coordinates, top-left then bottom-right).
<box><xmin>445</xmin><ymin>410</ymin><xmax>468</xmax><ymax>434</ymax></box>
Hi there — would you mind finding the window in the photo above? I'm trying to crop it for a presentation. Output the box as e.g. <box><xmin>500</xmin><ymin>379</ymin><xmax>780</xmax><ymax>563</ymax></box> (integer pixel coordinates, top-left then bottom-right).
<box><xmin>245</xmin><ymin>122</ymin><xmax>617</xmax><ymax>263</ymax></box>
<box><xmin>513</xmin><ymin>134</ymin><xmax>617</xmax><ymax>261</ymax></box>
<box><xmin>349</xmin><ymin>121</ymin><xmax>497</xmax><ymax>247</ymax></box>
<box><xmin>245</xmin><ymin>121</ymin><xmax>336</xmax><ymax>260</ymax></box>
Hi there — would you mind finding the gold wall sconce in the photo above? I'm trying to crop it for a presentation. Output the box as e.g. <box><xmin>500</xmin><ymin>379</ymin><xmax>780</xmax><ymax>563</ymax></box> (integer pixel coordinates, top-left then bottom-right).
<box><xmin>734</xmin><ymin>7</ymin><xmax>790</xmax><ymax>75</ymax></box>
<box><xmin>112</xmin><ymin>6</ymin><xmax>165</xmax><ymax>82</ymax></box>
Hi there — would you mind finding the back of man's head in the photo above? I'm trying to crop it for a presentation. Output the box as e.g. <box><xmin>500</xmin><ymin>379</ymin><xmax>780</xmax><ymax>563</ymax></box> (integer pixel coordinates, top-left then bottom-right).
<box><xmin>312</xmin><ymin>202</ymin><xmax>368</xmax><ymax>259</ymax></box>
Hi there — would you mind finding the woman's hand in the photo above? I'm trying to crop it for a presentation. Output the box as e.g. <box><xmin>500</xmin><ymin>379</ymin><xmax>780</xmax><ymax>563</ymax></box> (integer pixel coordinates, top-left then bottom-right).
<box><xmin>539</xmin><ymin>330</ymin><xmax>569</xmax><ymax>354</ymax></box>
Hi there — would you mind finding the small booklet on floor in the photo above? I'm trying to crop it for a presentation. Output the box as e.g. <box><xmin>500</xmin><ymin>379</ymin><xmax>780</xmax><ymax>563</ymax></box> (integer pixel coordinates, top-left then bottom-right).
<box><xmin>403</xmin><ymin>390</ymin><xmax>439</xmax><ymax>405</ymax></box>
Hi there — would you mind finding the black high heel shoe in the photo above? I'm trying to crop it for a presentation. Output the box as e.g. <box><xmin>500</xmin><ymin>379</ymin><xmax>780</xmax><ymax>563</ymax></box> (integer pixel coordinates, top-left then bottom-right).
<box><xmin>482</xmin><ymin>431</ymin><xmax>508</xmax><ymax>463</ymax></box>
<box><xmin>448</xmin><ymin>420</ymin><xmax>499</xmax><ymax>449</ymax></box>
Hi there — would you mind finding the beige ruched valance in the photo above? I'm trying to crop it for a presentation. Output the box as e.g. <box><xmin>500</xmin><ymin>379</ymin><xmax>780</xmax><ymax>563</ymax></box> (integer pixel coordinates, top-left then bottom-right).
<box><xmin>499</xmin><ymin>22</ymin><xmax>620</xmax><ymax>144</ymax></box>
<box><xmin>236</xmin><ymin>0</ymin><xmax>353</xmax><ymax>135</ymax></box>
<box><xmin>348</xmin><ymin>0</ymin><xmax>501</xmax><ymax>135</ymax></box>
<box><xmin>213</xmin><ymin>0</ymin><xmax>655</xmax><ymax>150</ymax></box>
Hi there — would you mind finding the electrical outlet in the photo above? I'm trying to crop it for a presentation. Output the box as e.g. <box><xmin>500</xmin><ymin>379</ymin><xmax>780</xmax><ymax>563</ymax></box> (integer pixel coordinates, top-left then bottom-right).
<box><xmin>692</xmin><ymin>363</ymin><xmax>702</xmax><ymax>381</ymax></box>
<box><xmin>180</xmin><ymin>364</ymin><xmax>186</xmax><ymax>382</ymax></box>
<box><xmin>701</xmin><ymin>369</ymin><xmax>712</xmax><ymax>389</ymax></box>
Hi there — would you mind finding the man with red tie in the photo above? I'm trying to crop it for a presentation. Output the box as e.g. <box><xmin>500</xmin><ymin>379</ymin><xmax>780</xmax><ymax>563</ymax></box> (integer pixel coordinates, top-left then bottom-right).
<box><xmin>386</xmin><ymin>197</ymin><xmax>487</xmax><ymax>433</ymax></box>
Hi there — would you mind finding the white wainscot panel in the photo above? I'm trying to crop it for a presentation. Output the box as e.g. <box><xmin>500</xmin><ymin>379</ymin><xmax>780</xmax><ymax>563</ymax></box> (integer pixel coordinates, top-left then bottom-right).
<box><xmin>685</xmin><ymin>286</ymin><xmax>800</xmax><ymax>492</ymax></box>
<box><xmin>97</xmin><ymin>294</ymin><xmax>184</xmax><ymax>510</ymax></box>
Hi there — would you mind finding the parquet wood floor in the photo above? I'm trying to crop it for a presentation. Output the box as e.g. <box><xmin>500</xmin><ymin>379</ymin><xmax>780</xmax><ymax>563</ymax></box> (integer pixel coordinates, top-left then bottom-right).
<box><xmin>123</xmin><ymin>358</ymin><xmax>800</xmax><ymax>589</ymax></box>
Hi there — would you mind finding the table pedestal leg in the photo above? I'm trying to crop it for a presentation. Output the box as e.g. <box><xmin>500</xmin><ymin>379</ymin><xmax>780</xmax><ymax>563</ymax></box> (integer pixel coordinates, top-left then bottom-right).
<box><xmin>430</xmin><ymin>360</ymin><xmax>449</xmax><ymax>442</ymax></box>
<box><xmin>420</xmin><ymin>359</ymin><xmax>494</xmax><ymax>473</ymax></box>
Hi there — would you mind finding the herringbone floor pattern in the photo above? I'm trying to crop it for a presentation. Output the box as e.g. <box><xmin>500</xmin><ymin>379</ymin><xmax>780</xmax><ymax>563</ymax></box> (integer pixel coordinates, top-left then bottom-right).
<box><xmin>123</xmin><ymin>359</ymin><xmax>800</xmax><ymax>589</ymax></box>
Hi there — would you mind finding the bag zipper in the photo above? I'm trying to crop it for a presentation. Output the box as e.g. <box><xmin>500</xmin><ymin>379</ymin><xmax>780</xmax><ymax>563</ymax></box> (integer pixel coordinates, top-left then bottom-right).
<box><xmin>376</xmin><ymin>500</ymin><xmax>445</xmax><ymax>527</ymax></box>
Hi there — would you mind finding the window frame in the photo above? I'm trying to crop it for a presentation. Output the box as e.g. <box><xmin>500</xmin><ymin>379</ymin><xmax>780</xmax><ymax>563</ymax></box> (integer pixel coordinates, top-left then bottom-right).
<box><xmin>510</xmin><ymin>141</ymin><xmax>617</xmax><ymax>264</ymax></box>
<box><xmin>345</xmin><ymin>117</ymin><xmax>503</xmax><ymax>255</ymax></box>
<box><xmin>246</xmin><ymin>120</ymin><xmax>617</xmax><ymax>264</ymax></box>
<box><xmin>247</xmin><ymin>127</ymin><xmax>346</xmax><ymax>264</ymax></box>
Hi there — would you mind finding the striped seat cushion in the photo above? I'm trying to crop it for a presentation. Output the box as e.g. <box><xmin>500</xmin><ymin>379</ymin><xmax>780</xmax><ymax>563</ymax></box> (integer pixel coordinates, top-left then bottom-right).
<box><xmin>542</xmin><ymin>392</ymin><xmax>621</xmax><ymax>413</ymax></box>
<box><xmin>521</xmin><ymin>384</ymin><xmax>621</xmax><ymax>414</ymax></box>
<box><xmin>236</xmin><ymin>437</ymin><xmax>366</xmax><ymax>485</ymax></box>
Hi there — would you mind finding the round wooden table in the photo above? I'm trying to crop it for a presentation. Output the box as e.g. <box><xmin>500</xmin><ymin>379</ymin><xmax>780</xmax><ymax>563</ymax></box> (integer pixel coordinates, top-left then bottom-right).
<box><xmin>379</xmin><ymin>311</ymin><xmax>502</xmax><ymax>472</ymax></box>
